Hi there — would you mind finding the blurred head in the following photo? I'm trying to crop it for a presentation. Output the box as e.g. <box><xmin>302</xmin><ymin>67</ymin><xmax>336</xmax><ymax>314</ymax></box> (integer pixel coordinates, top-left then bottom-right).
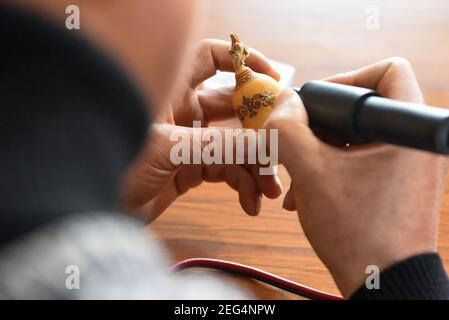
<box><xmin>11</xmin><ymin>0</ymin><xmax>197</xmax><ymax>110</ymax></box>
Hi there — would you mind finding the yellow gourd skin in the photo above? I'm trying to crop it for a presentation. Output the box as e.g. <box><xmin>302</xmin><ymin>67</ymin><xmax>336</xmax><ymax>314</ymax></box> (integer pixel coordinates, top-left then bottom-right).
<box><xmin>229</xmin><ymin>34</ymin><xmax>281</xmax><ymax>130</ymax></box>
<box><xmin>232</xmin><ymin>67</ymin><xmax>281</xmax><ymax>129</ymax></box>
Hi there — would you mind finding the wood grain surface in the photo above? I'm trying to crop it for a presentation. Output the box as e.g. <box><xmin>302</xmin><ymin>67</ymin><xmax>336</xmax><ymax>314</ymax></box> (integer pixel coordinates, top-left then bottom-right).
<box><xmin>150</xmin><ymin>0</ymin><xmax>449</xmax><ymax>299</ymax></box>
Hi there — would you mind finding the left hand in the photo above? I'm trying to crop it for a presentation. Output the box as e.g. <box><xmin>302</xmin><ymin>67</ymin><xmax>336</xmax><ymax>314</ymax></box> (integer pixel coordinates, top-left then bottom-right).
<box><xmin>122</xmin><ymin>39</ymin><xmax>283</xmax><ymax>222</ymax></box>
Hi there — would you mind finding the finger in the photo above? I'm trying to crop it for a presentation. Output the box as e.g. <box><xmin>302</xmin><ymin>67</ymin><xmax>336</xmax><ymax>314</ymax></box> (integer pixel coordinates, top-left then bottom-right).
<box><xmin>167</xmin><ymin>125</ymin><xmax>263</xmax><ymax>170</ymax></box>
<box><xmin>324</xmin><ymin>57</ymin><xmax>423</xmax><ymax>102</ymax></box>
<box><xmin>245</xmin><ymin>47</ymin><xmax>281</xmax><ymax>80</ymax></box>
<box><xmin>189</xmin><ymin>39</ymin><xmax>280</xmax><ymax>88</ymax></box>
<box><xmin>250</xmin><ymin>165</ymin><xmax>283</xmax><ymax>199</ymax></box>
<box><xmin>197</xmin><ymin>85</ymin><xmax>235</xmax><ymax>122</ymax></box>
<box><xmin>140</xmin><ymin>182</ymin><xmax>179</xmax><ymax>223</ymax></box>
<box><xmin>270</xmin><ymin>88</ymin><xmax>309</xmax><ymax>126</ymax></box>
<box><xmin>282</xmin><ymin>183</ymin><xmax>296</xmax><ymax>211</ymax></box>
<box><xmin>265</xmin><ymin>88</ymin><xmax>324</xmax><ymax>173</ymax></box>
<box><xmin>174</xmin><ymin>164</ymin><xmax>204</xmax><ymax>195</ymax></box>
<box><xmin>122</xmin><ymin>124</ymin><xmax>179</xmax><ymax>209</ymax></box>
<box><xmin>225</xmin><ymin>166</ymin><xmax>262</xmax><ymax>216</ymax></box>
<box><xmin>174</xmin><ymin>163</ymin><xmax>262</xmax><ymax>216</ymax></box>
<box><xmin>203</xmin><ymin>164</ymin><xmax>263</xmax><ymax>216</ymax></box>
<box><xmin>323</xmin><ymin>58</ymin><xmax>404</xmax><ymax>88</ymax></box>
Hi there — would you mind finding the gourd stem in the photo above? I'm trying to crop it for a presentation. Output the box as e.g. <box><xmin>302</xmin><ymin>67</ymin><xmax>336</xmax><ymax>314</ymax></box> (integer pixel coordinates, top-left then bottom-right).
<box><xmin>229</xmin><ymin>33</ymin><xmax>249</xmax><ymax>74</ymax></box>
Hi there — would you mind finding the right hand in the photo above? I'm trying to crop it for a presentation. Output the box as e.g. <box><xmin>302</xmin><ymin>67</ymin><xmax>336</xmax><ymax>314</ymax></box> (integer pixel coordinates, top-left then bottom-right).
<box><xmin>264</xmin><ymin>57</ymin><xmax>448</xmax><ymax>298</ymax></box>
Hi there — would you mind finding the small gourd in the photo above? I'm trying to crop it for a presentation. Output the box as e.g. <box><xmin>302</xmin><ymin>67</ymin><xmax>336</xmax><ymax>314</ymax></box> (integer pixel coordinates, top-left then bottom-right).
<box><xmin>229</xmin><ymin>33</ymin><xmax>282</xmax><ymax>130</ymax></box>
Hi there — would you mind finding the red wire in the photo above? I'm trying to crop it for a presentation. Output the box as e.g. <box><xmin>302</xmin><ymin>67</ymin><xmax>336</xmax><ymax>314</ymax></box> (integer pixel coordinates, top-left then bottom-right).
<box><xmin>171</xmin><ymin>258</ymin><xmax>343</xmax><ymax>300</ymax></box>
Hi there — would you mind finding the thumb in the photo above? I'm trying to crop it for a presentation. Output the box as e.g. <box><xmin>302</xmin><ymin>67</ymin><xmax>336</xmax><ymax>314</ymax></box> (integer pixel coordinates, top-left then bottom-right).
<box><xmin>270</xmin><ymin>88</ymin><xmax>309</xmax><ymax>126</ymax></box>
<box><xmin>264</xmin><ymin>88</ymin><xmax>321</xmax><ymax>171</ymax></box>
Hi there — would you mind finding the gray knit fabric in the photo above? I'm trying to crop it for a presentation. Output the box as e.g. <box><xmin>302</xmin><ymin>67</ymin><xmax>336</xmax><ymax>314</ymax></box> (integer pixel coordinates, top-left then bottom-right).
<box><xmin>0</xmin><ymin>213</ymin><xmax>248</xmax><ymax>299</ymax></box>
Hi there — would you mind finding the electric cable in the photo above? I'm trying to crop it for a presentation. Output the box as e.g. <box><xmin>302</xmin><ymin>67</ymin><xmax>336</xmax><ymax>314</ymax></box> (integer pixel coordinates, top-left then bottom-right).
<box><xmin>171</xmin><ymin>258</ymin><xmax>343</xmax><ymax>300</ymax></box>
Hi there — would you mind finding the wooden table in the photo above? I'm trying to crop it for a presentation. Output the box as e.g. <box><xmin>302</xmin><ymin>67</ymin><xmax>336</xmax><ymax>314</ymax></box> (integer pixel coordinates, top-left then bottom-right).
<box><xmin>150</xmin><ymin>0</ymin><xmax>449</xmax><ymax>299</ymax></box>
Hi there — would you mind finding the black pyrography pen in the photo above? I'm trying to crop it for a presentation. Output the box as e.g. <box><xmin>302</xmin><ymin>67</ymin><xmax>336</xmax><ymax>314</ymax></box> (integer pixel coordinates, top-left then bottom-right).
<box><xmin>293</xmin><ymin>81</ymin><xmax>449</xmax><ymax>154</ymax></box>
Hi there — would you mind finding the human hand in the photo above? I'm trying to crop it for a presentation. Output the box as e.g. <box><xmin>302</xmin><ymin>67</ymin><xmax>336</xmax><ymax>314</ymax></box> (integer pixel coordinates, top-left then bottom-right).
<box><xmin>122</xmin><ymin>39</ymin><xmax>283</xmax><ymax>221</ymax></box>
<box><xmin>264</xmin><ymin>57</ymin><xmax>448</xmax><ymax>298</ymax></box>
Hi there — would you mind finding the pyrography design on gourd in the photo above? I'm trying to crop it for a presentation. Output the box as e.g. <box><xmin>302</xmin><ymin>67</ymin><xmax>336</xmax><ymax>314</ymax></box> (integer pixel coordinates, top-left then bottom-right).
<box><xmin>234</xmin><ymin>92</ymin><xmax>277</xmax><ymax>121</ymax></box>
<box><xmin>229</xmin><ymin>33</ymin><xmax>282</xmax><ymax>130</ymax></box>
